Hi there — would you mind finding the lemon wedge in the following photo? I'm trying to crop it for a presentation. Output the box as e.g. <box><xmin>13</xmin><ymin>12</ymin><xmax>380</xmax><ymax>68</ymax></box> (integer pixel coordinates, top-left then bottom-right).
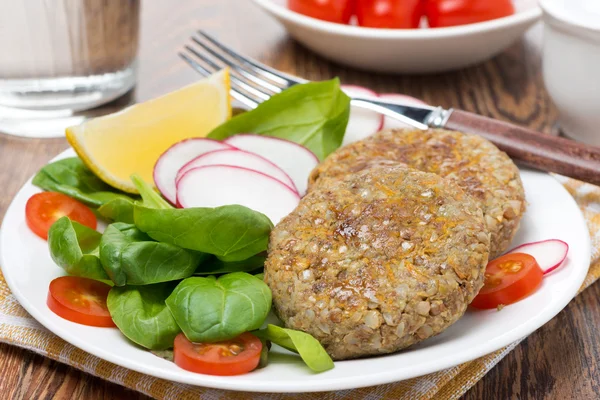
<box><xmin>66</xmin><ymin>69</ymin><xmax>231</xmax><ymax>193</ymax></box>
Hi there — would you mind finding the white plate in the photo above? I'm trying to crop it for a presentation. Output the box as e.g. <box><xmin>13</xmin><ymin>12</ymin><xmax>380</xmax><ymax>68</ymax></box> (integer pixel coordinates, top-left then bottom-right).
<box><xmin>0</xmin><ymin>149</ymin><xmax>590</xmax><ymax>393</ymax></box>
<box><xmin>252</xmin><ymin>0</ymin><xmax>542</xmax><ymax>73</ymax></box>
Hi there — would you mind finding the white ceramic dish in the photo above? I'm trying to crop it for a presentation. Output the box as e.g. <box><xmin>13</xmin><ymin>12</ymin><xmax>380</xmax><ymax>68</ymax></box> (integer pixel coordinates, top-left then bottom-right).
<box><xmin>0</xmin><ymin>149</ymin><xmax>590</xmax><ymax>392</ymax></box>
<box><xmin>252</xmin><ymin>0</ymin><xmax>542</xmax><ymax>73</ymax></box>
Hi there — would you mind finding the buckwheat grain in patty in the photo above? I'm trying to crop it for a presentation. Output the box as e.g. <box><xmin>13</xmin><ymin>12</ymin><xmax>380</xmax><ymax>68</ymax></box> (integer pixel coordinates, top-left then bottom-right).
<box><xmin>309</xmin><ymin>128</ymin><xmax>525</xmax><ymax>258</ymax></box>
<box><xmin>265</xmin><ymin>163</ymin><xmax>489</xmax><ymax>360</ymax></box>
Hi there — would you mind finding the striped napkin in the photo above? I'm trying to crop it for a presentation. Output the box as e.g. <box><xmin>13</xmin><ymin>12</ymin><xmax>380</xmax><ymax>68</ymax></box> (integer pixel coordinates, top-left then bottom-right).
<box><xmin>0</xmin><ymin>177</ymin><xmax>598</xmax><ymax>400</ymax></box>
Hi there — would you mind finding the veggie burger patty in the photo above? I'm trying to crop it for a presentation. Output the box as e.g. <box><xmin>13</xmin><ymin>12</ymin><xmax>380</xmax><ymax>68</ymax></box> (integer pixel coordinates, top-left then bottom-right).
<box><xmin>308</xmin><ymin>128</ymin><xmax>526</xmax><ymax>258</ymax></box>
<box><xmin>265</xmin><ymin>163</ymin><xmax>490</xmax><ymax>360</ymax></box>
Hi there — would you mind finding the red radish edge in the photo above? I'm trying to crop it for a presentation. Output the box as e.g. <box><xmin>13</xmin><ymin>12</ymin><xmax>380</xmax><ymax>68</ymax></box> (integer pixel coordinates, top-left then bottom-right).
<box><xmin>341</xmin><ymin>85</ymin><xmax>379</xmax><ymax>98</ymax></box>
<box><xmin>178</xmin><ymin>165</ymin><xmax>300</xmax><ymax>199</ymax></box>
<box><xmin>506</xmin><ymin>239</ymin><xmax>569</xmax><ymax>275</ymax></box>
<box><xmin>223</xmin><ymin>134</ymin><xmax>319</xmax><ymax>196</ymax></box>
<box><xmin>176</xmin><ymin>165</ymin><xmax>300</xmax><ymax>223</ymax></box>
<box><xmin>153</xmin><ymin>138</ymin><xmax>236</xmax><ymax>205</ymax></box>
<box><xmin>378</xmin><ymin>93</ymin><xmax>427</xmax><ymax>106</ymax></box>
<box><xmin>224</xmin><ymin>134</ymin><xmax>319</xmax><ymax>163</ymax></box>
<box><xmin>175</xmin><ymin>148</ymin><xmax>298</xmax><ymax>193</ymax></box>
<box><xmin>341</xmin><ymin>85</ymin><xmax>385</xmax><ymax>144</ymax></box>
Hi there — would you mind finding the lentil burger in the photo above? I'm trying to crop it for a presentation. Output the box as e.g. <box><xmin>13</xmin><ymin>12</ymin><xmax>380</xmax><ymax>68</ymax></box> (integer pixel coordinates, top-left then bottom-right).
<box><xmin>309</xmin><ymin>128</ymin><xmax>525</xmax><ymax>258</ymax></box>
<box><xmin>265</xmin><ymin>164</ymin><xmax>490</xmax><ymax>360</ymax></box>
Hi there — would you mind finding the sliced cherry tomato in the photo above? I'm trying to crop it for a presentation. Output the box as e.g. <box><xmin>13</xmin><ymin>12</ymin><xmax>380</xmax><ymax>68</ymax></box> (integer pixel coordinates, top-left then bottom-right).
<box><xmin>174</xmin><ymin>332</ymin><xmax>262</xmax><ymax>376</ymax></box>
<box><xmin>47</xmin><ymin>276</ymin><xmax>115</xmax><ymax>327</ymax></box>
<box><xmin>426</xmin><ymin>0</ymin><xmax>515</xmax><ymax>28</ymax></box>
<box><xmin>356</xmin><ymin>0</ymin><xmax>424</xmax><ymax>29</ymax></box>
<box><xmin>288</xmin><ymin>0</ymin><xmax>354</xmax><ymax>24</ymax></box>
<box><xmin>26</xmin><ymin>192</ymin><xmax>97</xmax><ymax>240</ymax></box>
<box><xmin>471</xmin><ymin>253</ymin><xmax>543</xmax><ymax>310</ymax></box>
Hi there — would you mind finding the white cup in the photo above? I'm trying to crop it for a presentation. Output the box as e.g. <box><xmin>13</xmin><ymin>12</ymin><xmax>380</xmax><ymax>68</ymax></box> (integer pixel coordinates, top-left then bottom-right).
<box><xmin>540</xmin><ymin>0</ymin><xmax>600</xmax><ymax>145</ymax></box>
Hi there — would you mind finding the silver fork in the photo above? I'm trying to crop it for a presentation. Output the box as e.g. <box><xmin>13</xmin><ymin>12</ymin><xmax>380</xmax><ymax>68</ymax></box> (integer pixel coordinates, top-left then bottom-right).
<box><xmin>179</xmin><ymin>30</ymin><xmax>448</xmax><ymax>130</ymax></box>
<box><xmin>178</xmin><ymin>31</ymin><xmax>600</xmax><ymax>186</ymax></box>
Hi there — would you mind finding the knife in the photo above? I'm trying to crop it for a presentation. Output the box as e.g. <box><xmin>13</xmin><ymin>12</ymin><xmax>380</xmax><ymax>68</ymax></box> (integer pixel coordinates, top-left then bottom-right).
<box><xmin>352</xmin><ymin>97</ymin><xmax>600</xmax><ymax>186</ymax></box>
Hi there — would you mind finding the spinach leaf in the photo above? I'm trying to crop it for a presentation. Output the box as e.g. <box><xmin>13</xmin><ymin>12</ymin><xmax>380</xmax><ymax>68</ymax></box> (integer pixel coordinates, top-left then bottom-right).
<box><xmin>134</xmin><ymin>205</ymin><xmax>273</xmax><ymax>262</ymax></box>
<box><xmin>47</xmin><ymin>217</ymin><xmax>109</xmax><ymax>281</ymax></box>
<box><xmin>257</xmin><ymin>337</ymin><xmax>271</xmax><ymax>369</ymax></box>
<box><xmin>100</xmin><ymin>223</ymin><xmax>201</xmax><ymax>286</ymax></box>
<box><xmin>107</xmin><ymin>283</ymin><xmax>180</xmax><ymax>350</ymax></box>
<box><xmin>255</xmin><ymin>324</ymin><xmax>334</xmax><ymax>373</ymax></box>
<box><xmin>207</xmin><ymin>79</ymin><xmax>351</xmax><ymax>160</ymax></box>
<box><xmin>151</xmin><ymin>349</ymin><xmax>174</xmax><ymax>362</ymax></box>
<box><xmin>32</xmin><ymin>158</ymin><xmax>137</xmax><ymax>208</ymax></box>
<box><xmin>165</xmin><ymin>272</ymin><xmax>272</xmax><ymax>342</ymax></box>
<box><xmin>97</xmin><ymin>198</ymin><xmax>135</xmax><ymax>223</ymax></box>
<box><xmin>97</xmin><ymin>174</ymin><xmax>171</xmax><ymax>223</ymax></box>
<box><xmin>193</xmin><ymin>254</ymin><xmax>265</xmax><ymax>276</ymax></box>
<box><xmin>130</xmin><ymin>174</ymin><xmax>173</xmax><ymax>210</ymax></box>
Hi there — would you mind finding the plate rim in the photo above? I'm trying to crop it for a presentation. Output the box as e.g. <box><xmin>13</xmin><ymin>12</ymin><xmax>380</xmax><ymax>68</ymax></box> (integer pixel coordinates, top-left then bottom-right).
<box><xmin>0</xmin><ymin>149</ymin><xmax>591</xmax><ymax>393</ymax></box>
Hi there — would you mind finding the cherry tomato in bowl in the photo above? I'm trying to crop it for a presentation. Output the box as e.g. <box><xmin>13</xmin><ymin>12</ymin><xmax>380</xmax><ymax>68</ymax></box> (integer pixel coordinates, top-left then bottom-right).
<box><xmin>26</xmin><ymin>192</ymin><xmax>97</xmax><ymax>240</ymax></box>
<box><xmin>47</xmin><ymin>276</ymin><xmax>115</xmax><ymax>327</ymax></box>
<box><xmin>471</xmin><ymin>253</ymin><xmax>543</xmax><ymax>310</ymax></box>
<box><xmin>174</xmin><ymin>332</ymin><xmax>262</xmax><ymax>376</ymax></box>
<box><xmin>288</xmin><ymin>0</ymin><xmax>354</xmax><ymax>24</ymax></box>
<box><xmin>426</xmin><ymin>0</ymin><xmax>515</xmax><ymax>28</ymax></box>
<box><xmin>356</xmin><ymin>0</ymin><xmax>424</xmax><ymax>29</ymax></box>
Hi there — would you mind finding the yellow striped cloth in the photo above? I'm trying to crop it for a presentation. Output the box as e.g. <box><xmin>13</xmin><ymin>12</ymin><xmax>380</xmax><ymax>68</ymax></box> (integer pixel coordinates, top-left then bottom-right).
<box><xmin>0</xmin><ymin>177</ymin><xmax>598</xmax><ymax>400</ymax></box>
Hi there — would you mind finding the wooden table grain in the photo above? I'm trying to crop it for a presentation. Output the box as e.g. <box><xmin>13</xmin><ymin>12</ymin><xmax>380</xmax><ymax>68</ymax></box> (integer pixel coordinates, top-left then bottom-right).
<box><xmin>0</xmin><ymin>1</ymin><xmax>595</xmax><ymax>399</ymax></box>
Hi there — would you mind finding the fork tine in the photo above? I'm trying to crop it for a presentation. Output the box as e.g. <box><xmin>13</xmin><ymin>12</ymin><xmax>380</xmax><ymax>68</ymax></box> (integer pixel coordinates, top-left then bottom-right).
<box><xmin>179</xmin><ymin>52</ymin><xmax>211</xmax><ymax>76</ymax></box>
<box><xmin>184</xmin><ymin>45</ymin><xmax>271</xmax><ymax>104</ymax></box>
<box><xmin>179</xmin><ymin>52</ymin><xmax>259</xmax><ymax>109</ymax></box>
<box><xmin>191</xmin><ymin>36</ymin><xmax>283</xmax><ymax>95</ymax></box>
<box><xmin>197</xmin><ymin>30</ymin><xmax>306</xmax><ymax>87</ymax></box>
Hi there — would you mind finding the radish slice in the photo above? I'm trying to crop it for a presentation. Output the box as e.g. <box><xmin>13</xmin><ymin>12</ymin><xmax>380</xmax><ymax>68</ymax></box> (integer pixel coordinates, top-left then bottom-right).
<box><xmin>341</xmin><ymin>85</ymin><xmax>384</xmax><ymax>145</ymax></box>
<box><xmin>175</xmin><ymin>149</ymin><xmax>297</xmax><ymax>193</ymax></box>
<box><xmin>177</xmin><ymin>165</ymin><xmax>300</xmax><ymax>224</ymax></box>
<box><xmin>154</xmin><ymin>138</ymin><xmax>235</xmax><ymax>204</ymax></box>
<box><xmin>379</xmin><ymin>93</ymin><xmax>428</xmax><ymax>130</ymax></box>
<box><xmin>223</xmin><ymin>134</ymin><xmax>318</xmax><ymax>196</ymax></box>
<box><xmin>507</xmin><ymin>239</ymin><xmax>569</xmax><ymax>275</ymax></box>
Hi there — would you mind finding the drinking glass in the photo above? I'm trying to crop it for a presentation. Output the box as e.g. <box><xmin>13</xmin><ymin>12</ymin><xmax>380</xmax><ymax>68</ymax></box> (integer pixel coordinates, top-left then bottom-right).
<box><xmin>0</xmin><ymin>0</ymin><xmax>140</xmax><ymax>137</ymax></box>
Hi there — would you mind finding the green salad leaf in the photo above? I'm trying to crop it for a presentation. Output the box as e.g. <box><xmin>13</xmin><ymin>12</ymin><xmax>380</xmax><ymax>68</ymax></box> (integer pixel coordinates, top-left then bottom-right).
<box><xmin>207</xmin><ymin>79</ymin><xmax>351</xmax><ymax>160</ymax></box>
<box><xmin>97</xmin><ymin>198</ymin><xmax>135</xmax><ymax>224</ymax></box>
<box><xmin>165</xmin><ymin>272</ymin><xmax>272</xmax><ymax>342</ymax></box>
<box><xmin>47</xmin><ymin>217</ymin><xmax>109</xmax><ymax>280</ymax></box>
<box><xmin>151</xmin><ymin>349</ymin><xmax>174</xmax><ymax>362</ymax></box>
<box><xmin>100</xmin><ymin>223</ymin><xmax>201</xmax><ymax>286</ymax></box>
<box><xmin>108</xmin><ymin>283</ymin><xmax>181</xmax><ymax>350</ymax></box>
<box><xmin>193</xmin><ymin>254</ymin><xmax>266</xmax><ymax>276</ymax></box>
<box><xmin>255</xmin><ymin>324</ymin><xmax>334</xmax><ymax>373</ymax></box>
<box><xmin>130</xmin><ymin>174</ymin><xmax>173</xmax><ymax>210</ymax></box>
<box><xmin>134</xmin><ymin>205</ymin><xmax>273</xmax><ymax>262</ymax></box>
<box><xmin>32</xmin><ymin>158</ymin><xmax>137</xmax><ymax>208</ymax></box>
<box><xmin>257</xmin><ymin>337</ymin><xmax>271</xmax><ymax>369</ymax></box>
<box><xmin>97</xmin><ymin>174</ymin><xmax>171</xmax><ymax>223</ymax></box>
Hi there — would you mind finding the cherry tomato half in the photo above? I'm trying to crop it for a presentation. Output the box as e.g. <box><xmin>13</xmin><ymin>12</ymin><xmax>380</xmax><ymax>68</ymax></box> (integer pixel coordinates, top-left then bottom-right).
<box><xmin>471</xmin><ymin>253</ymin><xmax>543</xmax><ymax>310</ymax></box>
<box><xmin>426</xmin><ymin>0</ymin><xmax>515</xmax><ymax>28</ymax></box>
<box><xmin>174</xmin><ymin>332</ymin><xmax>262</xmax><ymax>376</ymax></box>
<box><xmin>356</xmin><ymin>0</ymin><xmax>424</xmax><ymax>29</ymax></box>
<box><xmin>288</xmin><ymin>0</ymin><xmax>354</xmax><ymax>24</ymax></box>
<box><xmin>47</xmin><ymin>276</ymin><xmax>115</xmax><ymax>327</ymax></box>
<box><xmin>26</xmin><ymin>192</ymin><xmax>97</xmax><ymax>240</ymax></box>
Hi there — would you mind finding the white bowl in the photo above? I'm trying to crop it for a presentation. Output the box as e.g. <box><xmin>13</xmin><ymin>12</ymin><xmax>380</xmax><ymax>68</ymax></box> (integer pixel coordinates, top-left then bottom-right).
<box><xmin>252</xmin><ymin>0</ymin><xmax>542</xmax><ymax>74</ymax></box>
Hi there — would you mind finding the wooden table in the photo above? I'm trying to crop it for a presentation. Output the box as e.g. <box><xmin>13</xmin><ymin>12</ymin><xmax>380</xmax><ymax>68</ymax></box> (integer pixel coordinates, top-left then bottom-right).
<box><xmin>0</xmin><ymin>1</ymin><xmax>597</xmax><ymax>399</ymax></box>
